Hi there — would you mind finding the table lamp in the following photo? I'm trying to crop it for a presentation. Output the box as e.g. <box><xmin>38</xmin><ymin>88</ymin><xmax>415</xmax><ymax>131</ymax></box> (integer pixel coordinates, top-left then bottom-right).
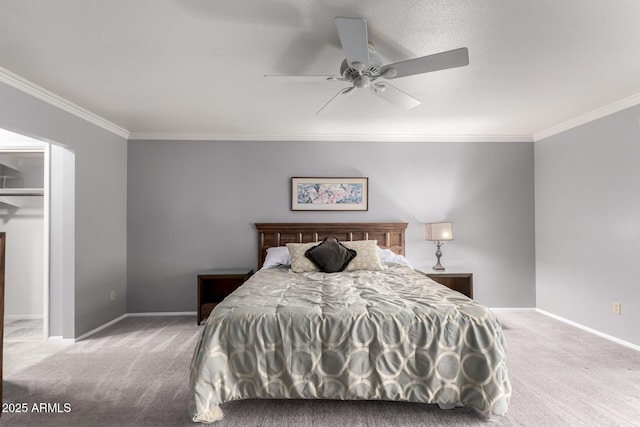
<box><xmin>425</xmin><ymin>222</ymin><xmax>453</xmax><ymax>271</ymax></box>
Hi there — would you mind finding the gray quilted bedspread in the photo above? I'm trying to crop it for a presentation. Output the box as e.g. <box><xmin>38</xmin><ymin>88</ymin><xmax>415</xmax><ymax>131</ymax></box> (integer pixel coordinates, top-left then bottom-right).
<box><xmin>189</xmin><ymin>264</ymin><xmax>511</xmax><ymax>423</ymax></box>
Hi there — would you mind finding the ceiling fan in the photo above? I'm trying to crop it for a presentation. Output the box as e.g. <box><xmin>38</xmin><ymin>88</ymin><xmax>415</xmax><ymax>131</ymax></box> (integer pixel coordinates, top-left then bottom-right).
<box><xmin>265</xmin><ymin>17</ymin><xmax>469</xmax><ymax>114</ymax></box>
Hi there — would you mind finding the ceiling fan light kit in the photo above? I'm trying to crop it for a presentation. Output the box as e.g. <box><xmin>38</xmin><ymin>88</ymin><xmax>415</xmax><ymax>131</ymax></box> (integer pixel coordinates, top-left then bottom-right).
<box><xmin>266</xmin><ymin>17</ymin><xmax>469</xmax><ymax>114</ymax></box>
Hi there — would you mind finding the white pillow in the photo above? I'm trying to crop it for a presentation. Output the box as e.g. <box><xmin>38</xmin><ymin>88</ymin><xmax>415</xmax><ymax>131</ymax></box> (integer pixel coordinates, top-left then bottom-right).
<box><xmin>376</xmin><ymin>247</ymin><xmax>414</xmax><ymax>269</ymax></box>
<box><xmin>341</xmin><ymin>240</ymin><xmax>384</xmax><ymax>271</ymax></box>
<box><xmin>286</xmin><ymin>242</ymin><xmax>322</xmax><ymax>273</ymax></box>
<box><xmin>262</xmin><ymin>246</ymin><xmax>291</xmax><ymax>269</ymax></box>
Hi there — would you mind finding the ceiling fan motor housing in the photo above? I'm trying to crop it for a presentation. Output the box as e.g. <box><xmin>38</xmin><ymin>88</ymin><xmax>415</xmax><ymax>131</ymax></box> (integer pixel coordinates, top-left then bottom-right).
<box><xmin>340</xmin><ymin>50</ymin><xmax>383</xmax><ymax>81</ymax></box>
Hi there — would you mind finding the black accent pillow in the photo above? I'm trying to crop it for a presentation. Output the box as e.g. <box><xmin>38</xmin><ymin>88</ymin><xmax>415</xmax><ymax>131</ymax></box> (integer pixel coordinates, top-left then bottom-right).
<box><xmin>304</xmin><ymin>237</ymin><xmax>357</xmax><ymax>273</ymax></box>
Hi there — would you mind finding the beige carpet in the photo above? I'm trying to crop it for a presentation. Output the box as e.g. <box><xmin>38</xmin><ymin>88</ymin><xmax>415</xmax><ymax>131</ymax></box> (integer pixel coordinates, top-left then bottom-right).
<box><xmin>2</xmin><ymin>312</ymin><xmax>639</xmax><ymax>426</ymax></box>
<box><xmin>3</xmin><ymin>319</ymin><xmax>43</xmax><ymax>342</ymax></box>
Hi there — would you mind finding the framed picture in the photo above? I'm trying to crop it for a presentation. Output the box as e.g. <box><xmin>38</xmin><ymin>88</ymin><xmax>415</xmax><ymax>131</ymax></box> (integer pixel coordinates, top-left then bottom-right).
<box><xmin>291</xmin><ymin>177</ymin><xmax>369</xmax><ymax>211</ymax></box>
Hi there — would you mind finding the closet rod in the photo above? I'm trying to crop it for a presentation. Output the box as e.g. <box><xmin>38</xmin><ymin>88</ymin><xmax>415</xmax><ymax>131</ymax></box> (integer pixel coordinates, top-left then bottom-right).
<box><xmin>0</xmin><ymin>189</ymin><xmax>44</xmax><ymax>196</ymax></box>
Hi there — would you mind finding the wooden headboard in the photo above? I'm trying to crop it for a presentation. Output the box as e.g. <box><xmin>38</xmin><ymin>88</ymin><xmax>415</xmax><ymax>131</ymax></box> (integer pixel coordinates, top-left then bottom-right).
<box><xmin>255</xmin><ymin>222</ymin><xmax>408</xmax><ymax>268</ymax></box>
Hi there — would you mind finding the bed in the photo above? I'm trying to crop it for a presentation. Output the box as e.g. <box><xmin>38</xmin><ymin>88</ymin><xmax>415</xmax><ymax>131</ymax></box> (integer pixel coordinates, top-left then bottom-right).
<box><xmin>189</xmin><ymin>222</ymin><xmax>511</xmax><ymax>423</ymax></box>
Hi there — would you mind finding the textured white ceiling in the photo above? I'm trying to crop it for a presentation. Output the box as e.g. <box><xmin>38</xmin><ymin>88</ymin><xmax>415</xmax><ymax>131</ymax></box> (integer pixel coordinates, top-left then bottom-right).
<box><xmin>1</xmin><ymin>0</ymin><xmax>639</xmax><ymax>141</ymax></box>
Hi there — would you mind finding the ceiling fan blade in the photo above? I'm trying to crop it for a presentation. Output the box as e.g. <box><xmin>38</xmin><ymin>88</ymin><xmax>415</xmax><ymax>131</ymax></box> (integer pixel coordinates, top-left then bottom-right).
<box><xmin>380</xmin><ymin>47</ymin><xmax>469</xmax><ymax>80</ymax></box>
<box><xmin>316</xmin><ymin>87</ymin><xmax>351</xmax><ymax>115</ymax></box>
<box><xmin>371</xmin><ymin>83</ymin><xmax>421</xmax><ymax>110</ymax></box>
<box><xmin>334</xmin><ymin>17</ymin><xmax>370</xmax><ymax>69</ymax></box>
<box><xmin>264</xmin><ymin>75</ymin><xmax>343</xmax><ymax>82</ymax></box>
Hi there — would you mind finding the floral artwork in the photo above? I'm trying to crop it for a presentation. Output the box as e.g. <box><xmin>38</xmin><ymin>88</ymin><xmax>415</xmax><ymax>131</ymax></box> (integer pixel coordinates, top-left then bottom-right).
<box><xmin>291</xmin><ymin>178</ymin><xmax>368</xmax><ymax>211</ymax></box>
<box><xmin>297</xmin><ymin>183</ymin><xmax>362</xmax><ymax>205</ymax></box>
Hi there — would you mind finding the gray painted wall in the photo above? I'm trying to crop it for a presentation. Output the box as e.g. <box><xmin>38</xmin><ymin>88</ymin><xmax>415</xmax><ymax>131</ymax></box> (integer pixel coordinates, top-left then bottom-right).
<box><xmin>0</xmin><ymin>81</ymin><xmax>127</xmax><ymax>338</ymax></box>
<box><xmin>535</xmin><ymin>105</ymin><xmax>640</xmax><ymax>346</ymax></box>
<box><xmin>5</xmin><ymin>71</ymin><xmax>638</xmax><ymax>350</ymax></box>
<box><xmin>127</xmin><ymin>140</ymin><xmax>535</xmax><ymax>312</ymax></box>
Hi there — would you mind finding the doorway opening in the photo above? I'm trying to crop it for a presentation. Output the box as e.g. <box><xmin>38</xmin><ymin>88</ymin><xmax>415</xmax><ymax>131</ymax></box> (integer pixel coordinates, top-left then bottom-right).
<box><xmin>0</xmin><ymin>127</ymin><xmax>75</xmax><ymax>342</ymax></box>
<box><xmin>0</xmin><ymin>132</ymin><xmax>45</xmax><ymax>342</ymax></box>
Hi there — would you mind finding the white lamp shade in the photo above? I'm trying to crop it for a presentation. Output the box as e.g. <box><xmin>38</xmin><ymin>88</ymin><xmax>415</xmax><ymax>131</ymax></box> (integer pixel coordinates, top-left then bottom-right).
<box><xmin>425</xmin><ymin>222</ymin><xmax>453</xmax><ymax>241</ymax></box>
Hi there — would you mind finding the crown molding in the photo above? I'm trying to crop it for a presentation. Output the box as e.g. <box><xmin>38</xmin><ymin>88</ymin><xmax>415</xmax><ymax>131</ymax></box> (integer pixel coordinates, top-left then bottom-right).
<box><xmin>5</xmin><ymin>65</ymin><xmax>638</xmax><ymax>144</ymax></box>
<box><xmin>0</xmin><ymin>66</ymin><xmax>129</xmax><ymax>140</ymax></box>
<box><xmin>533</xmin><ymin>92</ymin><xmax>640</xmax><ymax>141</ymax></box>
<box><xmin>128</xmin><ymin>131</ymin><xmax>533</xmax><ymax>143</ymax></box>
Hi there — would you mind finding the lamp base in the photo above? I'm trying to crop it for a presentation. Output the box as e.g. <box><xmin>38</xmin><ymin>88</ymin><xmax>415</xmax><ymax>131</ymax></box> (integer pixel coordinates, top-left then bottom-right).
<box><xmin>432</xmin><ymin>241</ymin><xmax>446</xmax><ymax>271</ymax></box>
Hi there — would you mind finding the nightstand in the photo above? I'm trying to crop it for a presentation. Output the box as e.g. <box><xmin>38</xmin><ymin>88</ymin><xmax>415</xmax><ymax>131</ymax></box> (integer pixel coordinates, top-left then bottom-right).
<box><xmin>424</xmin><ymin>272</ymin><xmax>473</xmax><ymax>299</ymax></box>
<box><xmin>197</xmin><ymin>268</ymin><xmax>253</xmax><ymax>325</ymax></box>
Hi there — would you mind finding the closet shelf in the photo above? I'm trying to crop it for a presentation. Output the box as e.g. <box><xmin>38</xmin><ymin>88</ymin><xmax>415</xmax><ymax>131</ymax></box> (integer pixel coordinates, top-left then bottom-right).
<box><xmin>0</xmin><ymin>151</ymin><xmax>45</xmax><ymax>207</ymax></box>
<box><xmin>0</xmin><ymin>189</ymin><xmax>43</xmax><ymax>207</ymax></box>
<box><xmin>0</xmin><ymin>188</ymin><xmax>44</xmax><ymax>196</ymax></box>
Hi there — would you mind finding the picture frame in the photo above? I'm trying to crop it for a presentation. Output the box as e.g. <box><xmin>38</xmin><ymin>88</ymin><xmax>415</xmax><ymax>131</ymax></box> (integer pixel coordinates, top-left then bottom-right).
<box><xmin>291</xmin><ymin>177</ymin><xmax>368</xmax><ymax>211</ymax></box>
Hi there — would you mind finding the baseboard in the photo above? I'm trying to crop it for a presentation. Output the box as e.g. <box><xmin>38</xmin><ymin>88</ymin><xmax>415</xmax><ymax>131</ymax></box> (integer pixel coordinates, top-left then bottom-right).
<box><xmin>536</xmin><ymin>309</ymin><xmax>640</xmax><ymax>352</ymax></box>
<box><xmin>74</xmin><ymin>314</ymin><xmax>129</xmax><ymax>342</ymax></box>
<box><xmin>127</xmin><ymin>311</ymin><xmax>196</xmax><ymax>317</ymax></box>
<box><xmin>489</xmin><ymin>307</ymin><xmax>536</xmax><ymax>312</ymax></box>
<box><xmin>5</xmin><ymin>314</ymin><xmax>44</xmax><ymax>320</ymax></box>
<box><xmin>47</xmin><ymin>336</ymin><xmax>76</xmax><ymax>344</ymax></box>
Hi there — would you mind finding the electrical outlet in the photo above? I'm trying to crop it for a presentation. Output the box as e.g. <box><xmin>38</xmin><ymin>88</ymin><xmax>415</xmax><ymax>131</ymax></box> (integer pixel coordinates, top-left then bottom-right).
<box><xmin>110</xmin><ymin>290</ymin><xmax>116</xmax><ymax>302</ymax></box>
<box><xmin>612</xmin><ymin>302</ymin><xmax>621</xmax><ymax>315</ymax></box>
